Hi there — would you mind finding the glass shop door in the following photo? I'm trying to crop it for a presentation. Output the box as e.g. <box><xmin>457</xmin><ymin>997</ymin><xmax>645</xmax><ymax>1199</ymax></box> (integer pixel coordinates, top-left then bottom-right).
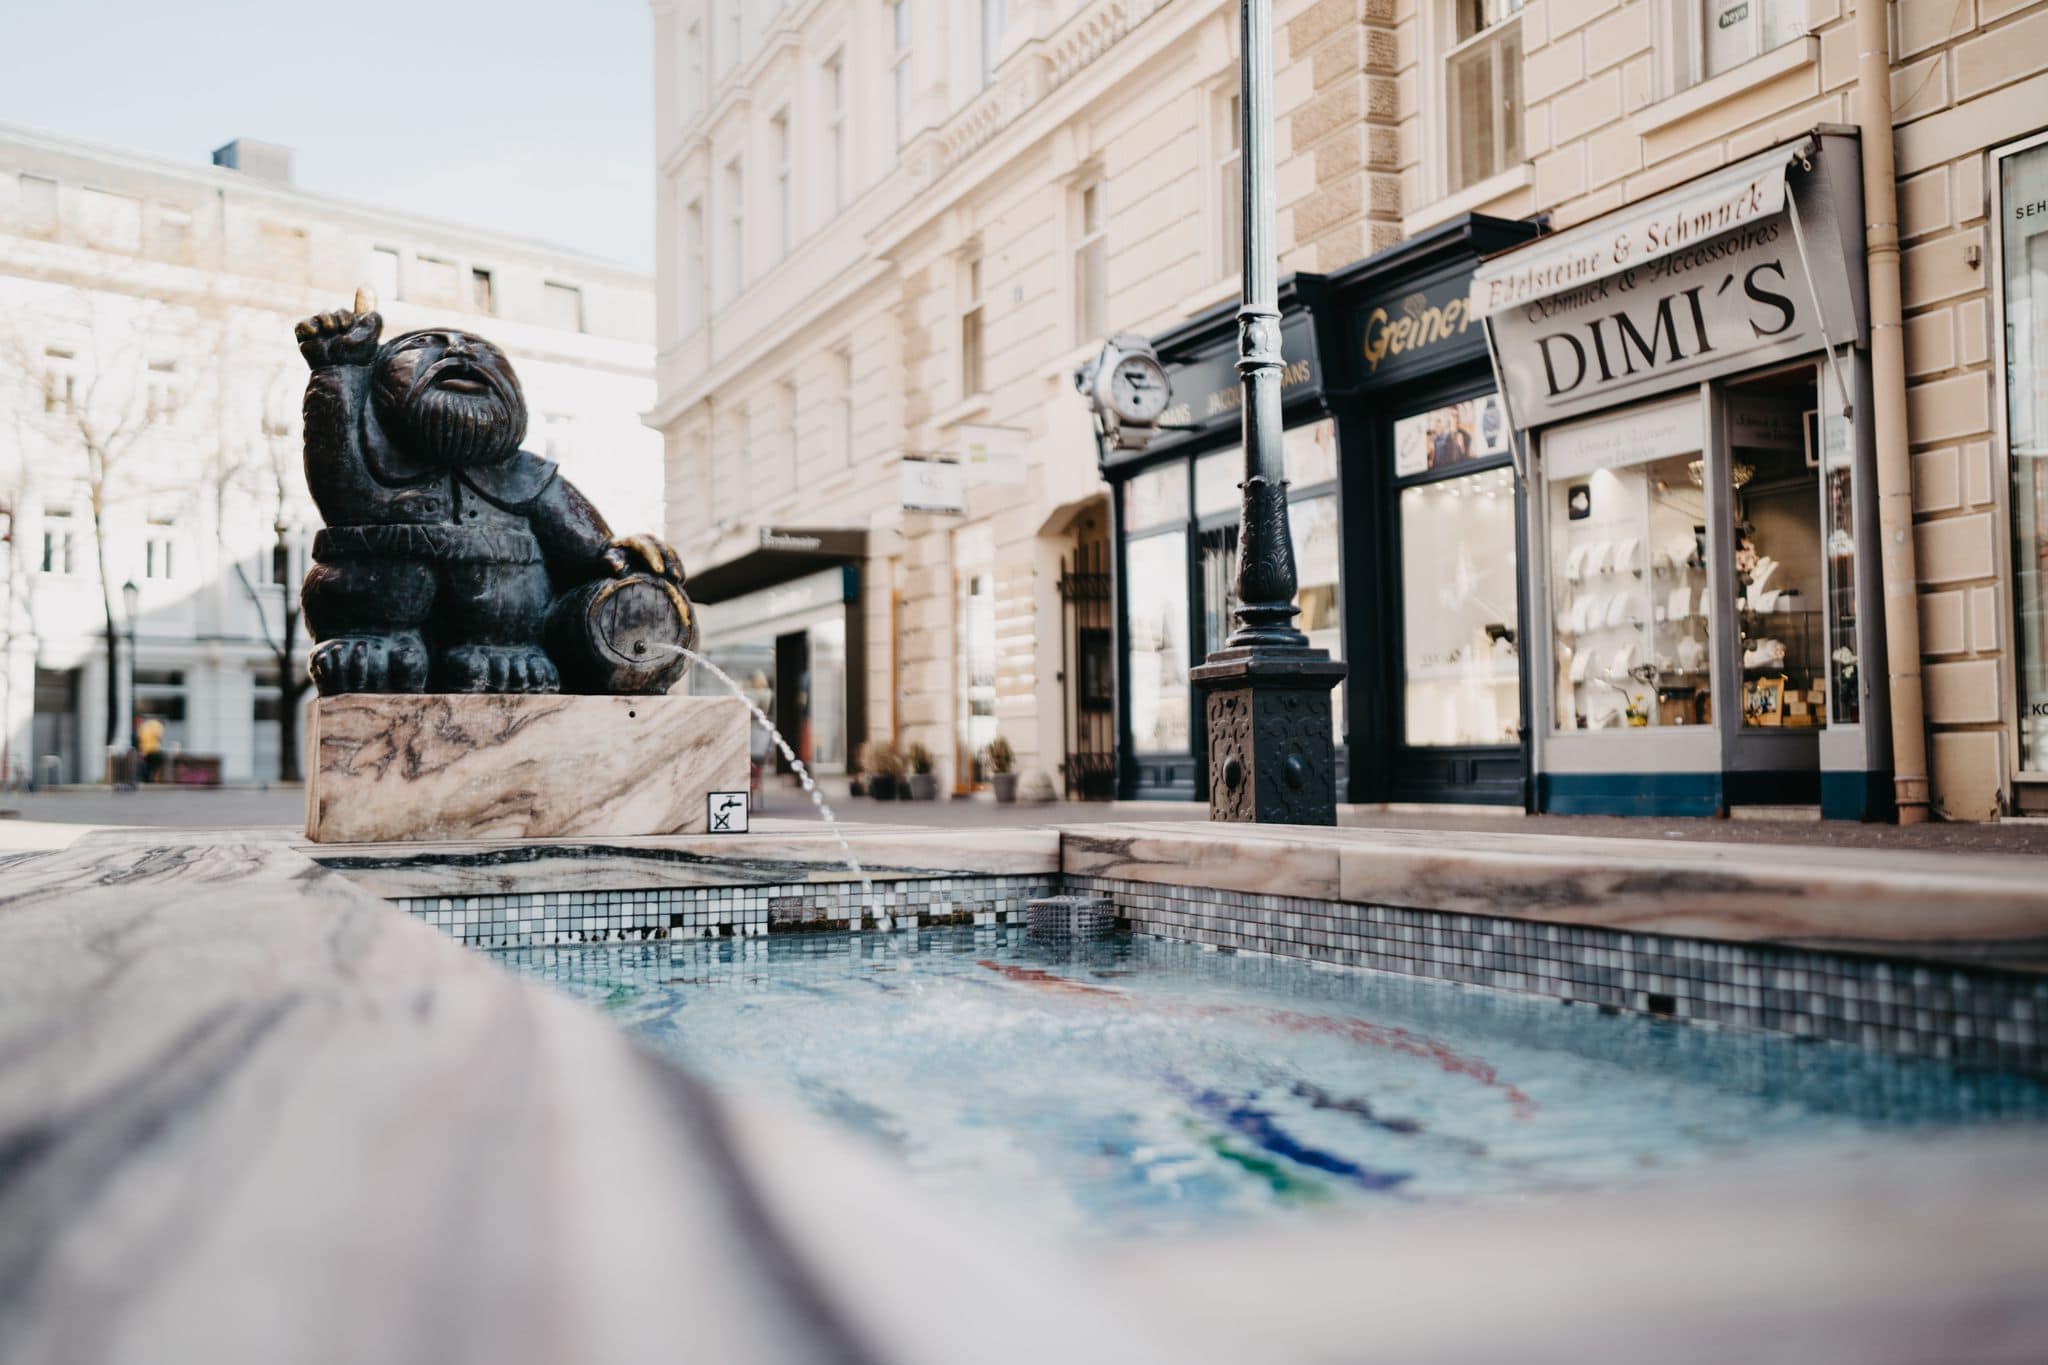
<box><xmin>1386</xmin><ymin>387</ymin><xmax>1526</xmax><ymax>804</ymax></box>
<box><xmin>1712</xmin><ymin>364</ymin><xmax>1830</xmax><ymax>801</ymax></box>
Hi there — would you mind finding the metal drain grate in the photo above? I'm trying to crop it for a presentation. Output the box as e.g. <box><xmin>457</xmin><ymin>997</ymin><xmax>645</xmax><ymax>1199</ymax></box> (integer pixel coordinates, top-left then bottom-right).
<box><xmin>1025</xmin><ymin>895</ymin><xmax>1117</xmax><ymax>942</ymax></box>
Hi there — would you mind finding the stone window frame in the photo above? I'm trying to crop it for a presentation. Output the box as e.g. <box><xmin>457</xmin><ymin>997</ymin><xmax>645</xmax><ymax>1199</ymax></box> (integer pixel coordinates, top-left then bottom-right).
<box><xmin>1647</xmin><ymin>0</ymin><xmax>1811</xmax><ymax>104</ymax></box>
<box><xmin>1436</xmin><ymin>0</ymin><xmax>1527</xmax><ymax>198</ymax></box>
<box><xmin>1207</xmin><ymin>77</ymin><xmax>1243</xmax><ymax>285</ymax></box>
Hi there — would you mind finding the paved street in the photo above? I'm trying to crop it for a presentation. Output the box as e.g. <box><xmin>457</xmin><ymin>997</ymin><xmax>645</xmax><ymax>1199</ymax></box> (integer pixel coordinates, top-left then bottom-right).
<box><xmin>7</xmin><ymin>779</ymin><xmax>2046</xmax><ymax>859</ymax></box>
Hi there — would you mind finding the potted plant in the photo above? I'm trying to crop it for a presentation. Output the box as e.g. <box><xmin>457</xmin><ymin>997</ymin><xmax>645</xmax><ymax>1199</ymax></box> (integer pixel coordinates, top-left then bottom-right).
<box><xmin>906</xmin><ymin>743</ymin><xmax>938</xmax><ymax>801</ymax></box>
<box><xmin>867</xmin><ymin>740</ymin><xmax>903</xmax><ymax>801</ymax></box>
<box><xmin>986</xmin><ymin>736</ymin><xmax>1017</xmax><ymax>803</ymax></box>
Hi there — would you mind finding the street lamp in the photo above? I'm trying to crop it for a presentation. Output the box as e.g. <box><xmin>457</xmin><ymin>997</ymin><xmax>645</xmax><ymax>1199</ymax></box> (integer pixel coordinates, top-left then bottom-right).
<box><xmin>121</xmin><ymin>579</ymin><xmax>139</xmax><ymax>789</ymax></box>
<box><xmin>1187</xmin><ymin>0</ymin><xmax>1345</xmax><ymax>824</ymax></box>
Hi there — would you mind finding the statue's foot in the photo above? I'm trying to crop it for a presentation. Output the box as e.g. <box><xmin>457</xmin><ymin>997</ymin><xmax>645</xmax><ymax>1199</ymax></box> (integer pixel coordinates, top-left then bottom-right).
<box><xmin>310</xmin><ymin>633</ymin><xmax>428</xmax><ymax>695</ymax></box>
<box><xmin>437</xmin><ymin>644</ymin><xmax>560</xmax><ymax>694</ymax></box>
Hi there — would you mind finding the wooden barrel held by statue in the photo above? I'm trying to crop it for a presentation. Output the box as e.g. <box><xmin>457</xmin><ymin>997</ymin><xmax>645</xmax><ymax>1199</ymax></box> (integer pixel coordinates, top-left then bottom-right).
<box><xmin>545</xmin><ymin>574</ymin><xmax>698</xmax><ymax>695</ymax></box>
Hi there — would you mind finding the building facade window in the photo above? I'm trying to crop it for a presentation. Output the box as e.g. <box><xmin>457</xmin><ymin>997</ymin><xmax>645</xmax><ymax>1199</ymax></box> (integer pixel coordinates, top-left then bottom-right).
<box><xmin>18</xmin><ymin>173</ymin><xmax>57</xmax><ymax>232</ymax></box>
<box><xmin>684</xmin><ymin>19</ymin><xmax>705</xmax><ymax>119</ymax></box>
<box><xmin>721</xmin><ymin>155</ymin><xmax>745</xmax><ymax>301</ymax></box>
<box><xmin>2001</xmin><ymin>132</ymin><xmax>2048</xmax><ymax>775</ymax></box>
<box><xmin>543</xmin><ymin>281</ymin><xmax>584</xmax><ymax>332</ymax></box>
<box><xmin>77</xmin><ymin>188</ymin><xmax>141</xmax><ymax>252</ymax></box>
<box><xmin>824</xmin><ymin>52</ymin><xmax>846</xmax><ymax>215</ymax></box>
<box><xmin>470</xmin><ymin>267</ymin><xmax>495</xmax><ymax>315</ymax></box>
<box><xmin>684</xmin><ymin>196</ymin><xmax>707</xmax><ymax>331</ymax></box>
<box><xmin>961</xmin><ymin>253</ymin><xmax>987</xmax><ymax>397</ymax></box>
<box><xmin>719</xmin><ymin>0</ymin><xmax>740</xmax><ymax>76</ymax></box>
<box><xmin>41</xmin><ymin>348</ymin><xmax>75</xmax><ymax>414</ymax></box>
<box><xmin>891</xmin><ymin>1</ymin><xmax>914</xmax><ymax>150</ymax></box>
<box><xmin>414</xmin><ymin>254</ymin><xmax>458</xmax><ymax>305</ymax></box>
<box><xmin>40</xmin><ymin>508</ymin><xmax>76</xmax><ymax>575</ymax></box>
<box><xmin>1661</xmin><ymin>0</ymin><xmax>1807</xmax><ymax>94</ymax></box>
<box><xmin>1074</xmin><ymin>180</ymin><xmax>1107</xmax><ymax>343</ymax></box>
<box><xmin>779</xmin><ymin>375</ymin><xmax>799</xmax><ymax>492</ymax></box>
<box><xmin>771</xmin><ymin>108</ymin><xmax>792</xmax><ymax>260</ymax></box>
<box><xmin>981</xmin><ymin>0</ymin><xmax>1006</xmax><ymax>87</ymax></box>
<box><xmin>1214</xmin><ymin>86</ymin><xmax>1242</xmax><ymax>279</ymax></box>
<box><xmin>370</xmin><ymin>246</ymin><xmax>400</xmax><ymax>301</ymax></box>
<box><xmin>144</xmin><ymin>360</ymin><xmax>179</xmax><ymax>421</ymax></box>
<box><xmin>144</xmin><ymin>521</ymin><xmax>176</xmax><ymax>580</ymax></box>
<box><xmin>831</xmin><ymin>344</ymin><xmax>854</xmax><ymax>467</ymax></box>
<box><xmin>1444</xmin><ymin>0</ymin><xmax>1523</xmax><ymax>195</ymax></box>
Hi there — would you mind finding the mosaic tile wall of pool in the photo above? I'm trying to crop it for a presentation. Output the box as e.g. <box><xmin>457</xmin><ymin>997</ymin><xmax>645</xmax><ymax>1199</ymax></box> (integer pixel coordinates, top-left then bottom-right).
<box><xmin>505</xmin><ymin>925</ymin><xmax>2048</xmax><ymax>1240</ymax></box>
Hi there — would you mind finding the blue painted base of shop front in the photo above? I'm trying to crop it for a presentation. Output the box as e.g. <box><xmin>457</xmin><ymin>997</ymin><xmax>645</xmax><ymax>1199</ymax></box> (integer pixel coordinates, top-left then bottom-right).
<box><xmin>1539</xmin><ymin>769</ymin><xmax>1893</xmax><ymax>820</ymax></box>
<box><xmin>1821</xmin><ymin>769</ymin><xmax>1897</xmax><ymax>823</ymax></box>
<box><xmin>1538</xmin><ymin>772</ymin><xmax>1726</xmax><ymax>817</ymax></box>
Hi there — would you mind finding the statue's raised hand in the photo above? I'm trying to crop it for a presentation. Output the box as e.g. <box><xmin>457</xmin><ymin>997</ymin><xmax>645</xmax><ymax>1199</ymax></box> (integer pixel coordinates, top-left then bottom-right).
<box><xmin>295</xmin><ymin>288</ymin><xmax>383</xmax><ymax>370</ymax></box>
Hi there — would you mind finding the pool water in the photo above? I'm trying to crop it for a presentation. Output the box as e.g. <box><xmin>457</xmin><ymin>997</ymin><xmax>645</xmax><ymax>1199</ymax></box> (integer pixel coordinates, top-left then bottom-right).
<box><xmin>506</xmin><ymin>927</ymin><xmax>2048</xmax><ymax>1240</ymax></box>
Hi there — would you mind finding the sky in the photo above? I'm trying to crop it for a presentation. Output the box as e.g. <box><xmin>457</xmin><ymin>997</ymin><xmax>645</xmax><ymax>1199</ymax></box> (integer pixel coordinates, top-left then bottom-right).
<box><xmin>0</xmin><ymin>0</ymin><xmax>657</xmax><ymax>271</ymax></box>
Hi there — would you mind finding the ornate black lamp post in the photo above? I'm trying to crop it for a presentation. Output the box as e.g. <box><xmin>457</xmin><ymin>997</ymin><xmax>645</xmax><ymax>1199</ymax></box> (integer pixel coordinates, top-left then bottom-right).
<box><xmin>1189</xmin><ymin>0</ymin><xmax>1345</xmax><ymax>824</ymax></box>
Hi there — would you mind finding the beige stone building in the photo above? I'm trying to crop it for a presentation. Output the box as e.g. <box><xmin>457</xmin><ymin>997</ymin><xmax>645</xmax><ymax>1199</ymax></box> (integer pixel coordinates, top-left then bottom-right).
<box><xmin>650</xmin><ymin>0</ymin><xmax>2048</xmax><ymax>820</ymax></box>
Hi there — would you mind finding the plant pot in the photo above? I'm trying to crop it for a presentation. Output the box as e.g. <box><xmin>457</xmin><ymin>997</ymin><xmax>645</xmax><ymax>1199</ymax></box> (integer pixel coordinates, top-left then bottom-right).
<box><xmin>869</xmin><ymin>774</ymin><xmax>898</xmax><ymax>801</ymax></box>
<box><xmin>908</xmin><ymin>772</ymin><xmax>939</xmax><ymax>801</ymax></box>
<box><xmin>990</xmin><ymin>773</ymin><xmax>1018</xmax><ymax>803</ymax></box>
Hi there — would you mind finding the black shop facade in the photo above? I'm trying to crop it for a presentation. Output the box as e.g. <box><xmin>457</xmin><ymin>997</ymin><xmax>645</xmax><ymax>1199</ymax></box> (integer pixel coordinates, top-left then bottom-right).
<box><xmin>1102</xmin><ymin>213</ymin><xmax>1541</xmax><ymax>805</ymax></box>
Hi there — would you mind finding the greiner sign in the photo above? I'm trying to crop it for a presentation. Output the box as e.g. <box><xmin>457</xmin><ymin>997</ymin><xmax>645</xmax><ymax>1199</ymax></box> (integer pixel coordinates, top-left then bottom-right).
<box><xmin>1485</xmin><ymin>214</ymin><xmax>1822</xmax><ymax>426</ymax></box>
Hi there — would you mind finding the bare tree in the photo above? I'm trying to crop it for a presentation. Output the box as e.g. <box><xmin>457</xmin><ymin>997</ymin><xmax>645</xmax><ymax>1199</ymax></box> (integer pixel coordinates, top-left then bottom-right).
<box><xmin>0</xmin><ymin>292</ymin><xmax>175</xmax><ymax>760</ymax></box>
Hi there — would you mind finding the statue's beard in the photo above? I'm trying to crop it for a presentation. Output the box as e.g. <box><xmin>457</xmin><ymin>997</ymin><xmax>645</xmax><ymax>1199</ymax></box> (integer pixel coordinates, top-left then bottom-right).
<box><xmin>398</xmin><ymin>385</ymin><xmax>520</xmax><ymax>468</ymax></box>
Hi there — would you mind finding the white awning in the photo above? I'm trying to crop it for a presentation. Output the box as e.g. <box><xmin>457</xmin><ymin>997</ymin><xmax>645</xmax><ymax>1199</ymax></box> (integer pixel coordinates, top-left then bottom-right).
<box><xmin>1470</xmin><ymin>136</ymin><xmax>1816</xmax><ymax>320</ymax></box>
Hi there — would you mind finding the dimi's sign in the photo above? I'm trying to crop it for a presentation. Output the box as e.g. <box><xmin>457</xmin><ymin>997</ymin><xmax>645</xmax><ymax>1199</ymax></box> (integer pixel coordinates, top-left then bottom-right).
<box><xmin>1485</xmin><ymin>214</ymin><xmax>1822</xmax><ymax>426</ymax></box>
<box><xmin>1472</xmin><ymin>134</ymin><xmax>1867</xmax><ymax>427</ymax></box>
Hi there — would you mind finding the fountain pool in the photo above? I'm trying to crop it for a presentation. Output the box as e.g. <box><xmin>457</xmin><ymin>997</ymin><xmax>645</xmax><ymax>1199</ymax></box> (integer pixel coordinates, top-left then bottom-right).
<box><xmin>505</xmin><ymin>924</ymin><xmax>2048</xmax><ymax>1242</ymax></box>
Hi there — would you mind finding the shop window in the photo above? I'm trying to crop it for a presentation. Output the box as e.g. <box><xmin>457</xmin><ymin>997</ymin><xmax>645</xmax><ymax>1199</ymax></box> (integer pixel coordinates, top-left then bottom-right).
<box><xmin>1546</xmin><ymin>398</ymin><xmax>1712</xmax><ymax>733</ymax></box>
<box><xmin>1396</xmin><ymin>397</ymin><xmax>1517</xmax><ymax>748</ymax></box>
<box><xmin>1125</xmin><ymin>531</ymin><xmax>1190</xmax><ymax>754</ymax></box>
<box><xmin>2003</xmin><ymin>134</ymin><xmax>2048</xmax><ymax>772</ymax></box>
<box><xmin>135</xmin><ymin>668</ymin><xmax>188</xmax><ymax>749</ymax></box>
<box><xmin>1444</xmin><ymin>0</ymin><xmax>1523</xmax><ymax>195</ymax></box>
<box><xmin>1123</xmin><ymin>462</ymin><xmax>1189</xmax><ymax>532</ymax></box>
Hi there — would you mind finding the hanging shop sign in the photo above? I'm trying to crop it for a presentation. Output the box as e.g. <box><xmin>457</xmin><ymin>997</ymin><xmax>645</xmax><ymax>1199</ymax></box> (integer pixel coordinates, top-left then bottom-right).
<box><xmin>900</xmin><ymin>456</ymin><xmax>964</xmax><ymax>513</ymax></box>
<box><xmin>1151</xmin><ymin>310</ymin><xmax>1322</xmax><ymax>443</ymax></box>
<box><xmin>953</xmin><ymin>424</ymin><xmax>1030</xmax><ymax>485</ymax></box>
<box><xmin>1475</xmin><ymin>133</ymin><xmax>1869</xmax><ymax>428</ymax></box>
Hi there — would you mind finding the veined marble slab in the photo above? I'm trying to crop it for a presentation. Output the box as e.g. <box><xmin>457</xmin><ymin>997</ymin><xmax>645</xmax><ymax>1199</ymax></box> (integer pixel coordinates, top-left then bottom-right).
<box><xmin>0</xmin><ymin>835</ymin><xmax>1179</xmax><ymax>1365</ymax></box>
<box><xmin>1064</xmin><ymin>822</ymin><xmax>2048</xmax><ymax>972</ymax></box>
<box><xmin>305</xmin><ymin>825</ymin><xmax>1059</xmax><ymax>899</ymax></box>
<box><xmin>307</xmin><ymin>693</ymin><xmax>748</xmax><ymax>844</ymax></box>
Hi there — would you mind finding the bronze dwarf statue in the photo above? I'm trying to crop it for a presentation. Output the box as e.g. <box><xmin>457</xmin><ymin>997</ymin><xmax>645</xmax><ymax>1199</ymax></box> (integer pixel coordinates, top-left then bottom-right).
<box><xmin>295</xmin><ymin>292</ymin><xmax>695</xmax><ymax>697</ymax></box>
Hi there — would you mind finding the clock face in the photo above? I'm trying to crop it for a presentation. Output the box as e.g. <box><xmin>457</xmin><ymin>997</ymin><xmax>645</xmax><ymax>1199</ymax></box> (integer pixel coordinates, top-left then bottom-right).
<box><xmin>1107</xmin><ymin>354</ymin><xmax>1170</xmax><ymax>423</ymax></box>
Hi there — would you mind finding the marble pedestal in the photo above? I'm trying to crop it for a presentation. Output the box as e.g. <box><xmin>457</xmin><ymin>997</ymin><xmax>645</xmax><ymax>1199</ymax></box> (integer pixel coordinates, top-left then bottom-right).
<box><xmin>307</xmin><ymin>694</ymin><xmax>750</xmax><ymax>844</ymax></box>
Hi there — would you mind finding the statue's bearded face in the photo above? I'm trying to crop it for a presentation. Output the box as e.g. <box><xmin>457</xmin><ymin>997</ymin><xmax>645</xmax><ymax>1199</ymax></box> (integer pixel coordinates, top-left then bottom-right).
<box><xmin>371</xmin><ymin>330</ymin><xmax>528</xmax><ymax>469</ymax></box>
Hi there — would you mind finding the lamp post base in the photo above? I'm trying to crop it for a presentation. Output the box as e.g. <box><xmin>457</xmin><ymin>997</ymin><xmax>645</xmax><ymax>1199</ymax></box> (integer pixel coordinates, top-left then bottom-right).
<box><xmin>1191</xmin><ymin>647</ymin><xmax>1345</xmax><ymax>825</ymax></box>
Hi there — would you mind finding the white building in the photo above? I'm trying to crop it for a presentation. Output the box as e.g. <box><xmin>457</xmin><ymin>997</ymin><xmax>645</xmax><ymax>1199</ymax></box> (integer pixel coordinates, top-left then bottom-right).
<box><xmin>0</xmin><ymin>123</ymin><xmax>660</xmax><ymax>784</ymax></box>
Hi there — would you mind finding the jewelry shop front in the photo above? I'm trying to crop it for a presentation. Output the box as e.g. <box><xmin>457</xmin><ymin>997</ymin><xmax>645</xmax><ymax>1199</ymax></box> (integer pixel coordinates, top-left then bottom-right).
<box><xmin>1475</xmin><ymin>131</ymin><xmax>1893</xmax><ymax>818</ymax></box>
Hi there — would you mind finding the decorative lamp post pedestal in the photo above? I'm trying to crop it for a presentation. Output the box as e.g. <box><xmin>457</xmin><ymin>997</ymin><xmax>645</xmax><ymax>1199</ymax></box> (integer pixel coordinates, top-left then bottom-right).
<box><xmin>1193</xmin><ymin>650</ymin><xmax>1344</xmax><ymax>824</ymax></box>
<box><xmin>1188</xmin><ymin>0</ymin><xmax>1346</xmax><ymax>826</ymax></box>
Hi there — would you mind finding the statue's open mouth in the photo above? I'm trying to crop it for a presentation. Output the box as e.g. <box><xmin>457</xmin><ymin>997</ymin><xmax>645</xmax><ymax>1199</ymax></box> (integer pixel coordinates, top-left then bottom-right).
<box><xmin>436</xmin><ymin>374</ymin><xmax>488</xmax><ymax>395</ymax></box>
